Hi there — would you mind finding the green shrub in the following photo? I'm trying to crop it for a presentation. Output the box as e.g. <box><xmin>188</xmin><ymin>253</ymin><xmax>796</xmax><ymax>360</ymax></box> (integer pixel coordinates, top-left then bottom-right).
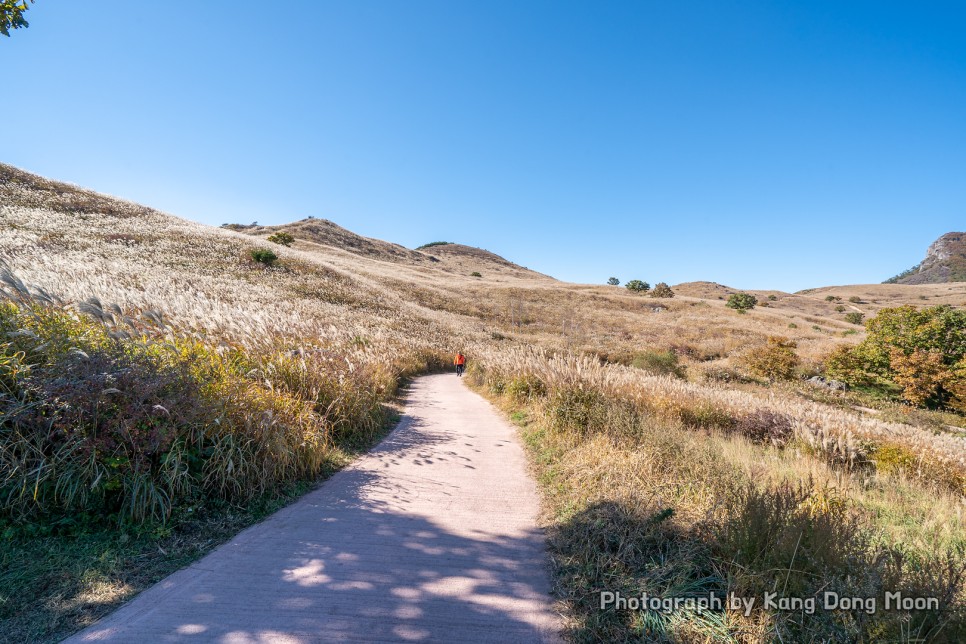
<box><xmin>470</xmin><ymin>271</ymin><xmax>482</xmax><ymax>277</ymax></box>
<box><xmin>844</xmin><ymin>311</ymin><xmax>864</xmax><ymax>325</ymax></box>
<box><xmin>788</xmin><ymin>323</ymin><xmax>798</xmax><ymax>329</ymax></box>
<box><xmin>625</xmin><ymin>280</ymin><xmax>650</xmax><ymax>293</ymax></box>
<box><xmin>726</xmin><ymin>292</ymin><xmax>757</xmax><ymax>311</ymax></box>
<box><xmin>650</xmin><ymin>282</ymin><xmax>674</xmax><ymax>298</ymax></box>
<box><xmin>767</xmin><ymin>294</ymin><xmax>778</xmax><ymax>301</ymax></box>
<box><xmin>848</xmin><ymin>296</ymin><xmax>862</xmax><ymax>303</ymax></box>
<box><xmin>546</xmin><ymin>387</ymin><xmax>609</xmax><ymax>433</ymax></box>
<box><xmin>250</xmin><ymin>248</ymin><xmax>278</xmax><ymax>266</ymax></box>
<box><xmin>416</xmin><ymin>241</ymin><xmax>452</xmax><ymax>249</ymax></box>
<box><xmin>835</xmin><ymin>305</ymin><xmax>846</xmax><ymax>312</ymax></box>
<box><xmin>266</xmin><ymin>232</ymin><xmax>294</xmax><ymax>246</ymax></box>
<box><xmin>505</xmin><ymin>376</ymin><xmax>547</xmax><ymax>401</ymax></box>
<box><xmin>607</xmin><ymin>277</ymin><xmax>619</xmax><ymax>286</ymax></box>
<box><xmin>631</xmin><ymin>350</ymin><xmax>685</xmax><ymax>378</ymax></box>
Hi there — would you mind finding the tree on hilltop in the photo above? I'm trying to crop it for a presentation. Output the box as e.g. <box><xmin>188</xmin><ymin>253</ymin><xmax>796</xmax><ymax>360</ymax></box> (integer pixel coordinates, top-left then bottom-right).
<box><xmin>625</xmin><ymin>280</ymin><xmax>650</xmax><ymax>293</ymax></box>
<box><xmin>727</xmin><ymin>292</ymin><xmax>757</xmax><ymax>311</ymax></box>
<box><xmin>607</xmin><ymin>277</ymin><xmax>619</xmax><ymax>286</ymax></box>
<box><xmin>267</xmin><ymin>232</ymin><xmax>295</xmax><ymax>247</ymax></box>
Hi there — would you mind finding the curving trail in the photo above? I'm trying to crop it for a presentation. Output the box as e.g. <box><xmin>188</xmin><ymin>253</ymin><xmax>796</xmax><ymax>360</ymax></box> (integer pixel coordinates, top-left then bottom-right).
<box><xmin>69</xmin><ymin>374</ymin><xmax>561</xmax><ymax>643</ymax></box>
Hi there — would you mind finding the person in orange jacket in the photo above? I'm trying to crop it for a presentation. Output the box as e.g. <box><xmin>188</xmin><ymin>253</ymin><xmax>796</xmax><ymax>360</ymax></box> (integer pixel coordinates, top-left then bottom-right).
<box><xmin>454</xmin><ymin>352</ymin><xmax>466</xmax><ymax>377</ymax></box>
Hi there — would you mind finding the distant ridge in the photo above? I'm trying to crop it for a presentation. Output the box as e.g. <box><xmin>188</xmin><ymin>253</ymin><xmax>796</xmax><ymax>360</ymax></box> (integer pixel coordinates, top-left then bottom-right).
<box><xmin>228</xmin><ymin>217</ymin><xmax>554</xmax><ymax>280</ymax></box>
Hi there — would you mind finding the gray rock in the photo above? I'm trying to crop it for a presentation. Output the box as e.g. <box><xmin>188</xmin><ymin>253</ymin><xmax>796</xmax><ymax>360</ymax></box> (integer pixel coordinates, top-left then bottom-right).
<box><xmin>806</xmin><ymin>375</ymin><xmax>849</xmax><ymax>391</ymax></box>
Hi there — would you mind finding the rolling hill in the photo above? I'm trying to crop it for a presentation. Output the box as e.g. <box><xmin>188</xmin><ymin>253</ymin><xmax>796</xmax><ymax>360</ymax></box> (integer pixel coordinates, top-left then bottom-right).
<box><xmin>227</xmin><ymin>218</ymin><xmax>553</xmax><ymax>281</ymax></box>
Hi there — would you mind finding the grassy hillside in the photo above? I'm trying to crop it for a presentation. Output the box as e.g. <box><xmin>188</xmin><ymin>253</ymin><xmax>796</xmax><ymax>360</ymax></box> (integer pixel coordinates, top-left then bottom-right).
<box><xmin>1</xmin><ymin>162</ymin><xmax>964</xmax><ymax>642</ymax></box>
<box><xmin>231</xmin><ymin>217</ymin><xmax>554</xmax><ymax>280</ymax></box>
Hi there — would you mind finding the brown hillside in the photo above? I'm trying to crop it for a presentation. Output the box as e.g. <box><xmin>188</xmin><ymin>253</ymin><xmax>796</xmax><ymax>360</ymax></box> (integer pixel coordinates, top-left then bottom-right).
<box><xmin>230</xmin><ymin>219</ymin><xmax>552</xmax><ymax>281</ymax></box>
<box><xmin>230</xmin><ymin>218</ymin><xmax>429</xmax><ymax>264</ymax></box>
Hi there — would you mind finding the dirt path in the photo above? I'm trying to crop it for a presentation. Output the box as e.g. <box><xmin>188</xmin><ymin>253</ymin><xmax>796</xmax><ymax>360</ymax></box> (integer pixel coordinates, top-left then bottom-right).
<box><xmin>69</xmin><ymin>374</ymin><xmax>560</xmax><ymax>643</ymax></box>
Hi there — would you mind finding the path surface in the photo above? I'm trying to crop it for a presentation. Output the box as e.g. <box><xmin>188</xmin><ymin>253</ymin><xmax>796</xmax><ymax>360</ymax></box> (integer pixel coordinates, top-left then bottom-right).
<box><xmin>70</xmin><ymin>374</ymin><xmax>561</xmax><ymax>643</ymax></box>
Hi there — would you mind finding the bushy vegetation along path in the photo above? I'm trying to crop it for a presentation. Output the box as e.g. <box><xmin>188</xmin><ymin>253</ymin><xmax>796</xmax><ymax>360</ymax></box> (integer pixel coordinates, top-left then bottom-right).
<box><xmin>68</xmin><ymin>374</ymin><xmax>561</xmax><ymax>643</ymax></box>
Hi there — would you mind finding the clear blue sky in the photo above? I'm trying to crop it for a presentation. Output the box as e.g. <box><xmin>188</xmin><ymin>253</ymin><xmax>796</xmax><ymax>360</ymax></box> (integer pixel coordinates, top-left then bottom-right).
<box><xmin>4</xmin><ymin>1</ymin><xmax>964</xmax><ymax>291</ymax></box>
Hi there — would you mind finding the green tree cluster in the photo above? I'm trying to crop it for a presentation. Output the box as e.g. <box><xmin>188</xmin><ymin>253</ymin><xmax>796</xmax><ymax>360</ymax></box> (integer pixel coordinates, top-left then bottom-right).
<box><xmin>825</xmin><ymin>305</ymin><xmax>966</xmax><ymax>409</ymax></box>
<box><xmin>625</xmin><ymin>280</ymin><xmax>650</xmax><ymax>293</ymax></box>
<box><xmin>250</xmin><ymin>248</ymin><xmax>278</xmax><ymax>266</ymax></box>
<box><xmin>267</xmin><ymin>232</ymin><xmax>295</xmax><ymax>246</ymax></box>
<box><xmin>726</xmin><ymin>292</ymin><xmax>757</xmax><ymax>311</ymax></box>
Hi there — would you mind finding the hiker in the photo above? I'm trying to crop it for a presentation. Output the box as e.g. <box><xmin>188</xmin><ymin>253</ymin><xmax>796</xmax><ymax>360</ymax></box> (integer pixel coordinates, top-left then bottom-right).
<box><xmin>454</xmin><ymin>351</ymin><xmax>466</xmax><ymax>377</ymax></box>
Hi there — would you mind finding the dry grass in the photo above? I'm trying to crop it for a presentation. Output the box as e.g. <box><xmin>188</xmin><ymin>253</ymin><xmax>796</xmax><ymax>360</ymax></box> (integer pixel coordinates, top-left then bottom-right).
<box><xmin>469</xmin><ymin>353</ymin><xmax>965</xmax><ymax>642</ymax></box>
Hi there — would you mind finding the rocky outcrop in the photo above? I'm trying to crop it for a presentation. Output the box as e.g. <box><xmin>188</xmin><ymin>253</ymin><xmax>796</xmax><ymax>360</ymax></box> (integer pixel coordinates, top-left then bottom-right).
<box><xmin>807</xmin><ymin>376</ymin><xmax>849</xmax><ymax>391</ymax></box>
<box><xmin>887</xmin><ymin>232</ymin><xmax>966</xmax><ymax>284</ymax></box>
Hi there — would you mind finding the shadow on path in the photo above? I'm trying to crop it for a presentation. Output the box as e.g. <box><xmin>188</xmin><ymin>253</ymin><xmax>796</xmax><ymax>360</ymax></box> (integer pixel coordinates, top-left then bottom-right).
<box><xmin>72</xmin><ymin>375</ymin><xmax>560</xmax><ymax>643</ymax></box>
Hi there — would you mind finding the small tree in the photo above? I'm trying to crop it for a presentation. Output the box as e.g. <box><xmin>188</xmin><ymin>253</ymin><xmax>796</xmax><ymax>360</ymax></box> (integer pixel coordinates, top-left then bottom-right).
<box><xmin>607</xmin><ymin>277</ymin><xmax>620</xmax><ymax>286</ymax></box>
<box><xmin>726</xmin><ymin>292</ymin><xmax>757</xmax><ymax>311</ymax></box>
<box><xmin>267</xmin><ymin>232</ymin><xmax>295</xmax><ymax>246</ymax></box>
<box><xmin>824</xmin><ymin>305</ymin><xmax>966</xmax><ymax>408</ymax></box>
<box><xmin>741</xmin><ymin>337</ymin><xmax>800</xmax><ymax>381</ymax></box>
<box><xmin>250</xmin><ymin>248</ymin><xmax>278</xmax><ymax>266</ymax></box>
<box><xmin>650</xmin><ymin>282</ymin><xmax>674</xmax><ymax>298</ymax></box>
<box><xmin>625</xmin><ymin>280</ymin><xmax>650</xmax><ymax>293</ymax></box>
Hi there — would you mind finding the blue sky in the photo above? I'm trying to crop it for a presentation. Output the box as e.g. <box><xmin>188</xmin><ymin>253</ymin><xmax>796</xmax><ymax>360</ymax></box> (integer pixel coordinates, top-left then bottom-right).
<box><xmin>4</xmin><ymin>1</ymin><xmax>964</xmax><ymax>291</ymax></box>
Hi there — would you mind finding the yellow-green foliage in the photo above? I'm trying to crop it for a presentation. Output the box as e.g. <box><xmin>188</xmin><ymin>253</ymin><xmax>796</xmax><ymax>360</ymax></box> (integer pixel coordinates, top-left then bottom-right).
<box><xmin>0</xmin><ymin>297</ymin><xmax>400</xmax><ymax>524</ymax></box>
<box><xmin>872</xmin><ymin>442</ymin><xmax>918</xmax><ymax>476</ymax></box>
<box><xmin>470</xmin><ymin>350</ymin><xmax>966</xmax><ymax>642</ymax></box>
<box><xmin>504</xmin><ymin>375</ymin><xmax>546</xmax><ymax>402</ymax></box>
<box><xmin>826</xmin><ymin>305</ymin><xmax>966</xmax><ymax>408</ymax></box>
<box><xmin>741</xmin><ymin>336</ymin><xmax>800</xmax><ymax>381</ymax></box>
<box><xmin>266</xmin><ymin>232</ymin><xmax>295</xmax><ymax>246</ymax></box>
